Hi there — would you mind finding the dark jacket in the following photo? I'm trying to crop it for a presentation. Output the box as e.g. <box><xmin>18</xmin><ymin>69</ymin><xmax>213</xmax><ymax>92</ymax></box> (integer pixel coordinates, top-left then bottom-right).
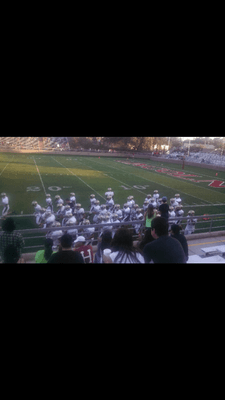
<box><xmin>47</xmin><ymin>250</ymin><xmax>84</xmax><ymax>264</ymax></box>
<box><xmin>171</xmin><ymin>233</ymin><xmax>188</xmax><ymax>262</ymax></box>
<box><xmin>159</xmin><ymin>203</ymin><xmax>169</xmax><ymax>219</ymax></box>
<box><xmin>143</xmin><ymin>235</ymin><xmax>186</xmax><ymax>263</ymax></box>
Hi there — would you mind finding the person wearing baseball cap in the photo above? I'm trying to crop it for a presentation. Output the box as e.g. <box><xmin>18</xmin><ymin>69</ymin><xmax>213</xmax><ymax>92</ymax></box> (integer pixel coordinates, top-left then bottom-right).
<box><xmin>73</xmin><ymin>236</ymin><xmax>93</xmax><ymax>263</ymax></box>
<box><xmin>159</xmin><ymin>196</ymin><xmax>169</xmax><ymax>221</ymax></box>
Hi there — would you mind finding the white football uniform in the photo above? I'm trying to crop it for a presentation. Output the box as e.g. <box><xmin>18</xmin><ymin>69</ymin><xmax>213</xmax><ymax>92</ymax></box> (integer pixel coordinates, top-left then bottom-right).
<box><xmin>153</xmin><ymin>193</ymin><xmax>159</xmax><ymax>200</ymax></box>
<box><xmin>56</xmin><ymin>198</ymin><xmax>64</xmax><ymax>205</ymax></box>
<box><xmin>105</xmin><ymin>191</ymin><xmax>114</xmax><ymax>198</ymax></box>
<box><xmin>2</xmin><ymin>195</ymin><xmax>9</xmax><ymax>216</ymax></box>
<box><xmin>115</xmin><ymin>209</ymin><xmax>123</xmax><ymax>219</ymax></box>
<box><xmin>46</xmin><ymin>229</ymin><xmax>63</xmax><ymax>248</ymax></box>
<box><xmin>133</xmin><ymin>212</ymin><xmax>143</xmax><ymax>234</ymax></box>
<box><xmin>122</xmin><ymin>206</ymin><xmax>130</xmax><ymax>221</ymax></box>
<box><xmin>34</xmin><ymin>204</ymin><xmax>42</xmax><ymax>224</ymax></box>
<box><xmin>106</xmin><ymin>198</ymin><xmax>114</xmax><ymax>210</ymax></box>
<box><xmin>56</xmin><ymin>205</ymin><xmax>65</xmax><ymax>216</ymax></box>
<box><xmin>184</xmin><ymin>217</ymin><xmax>197</xmax><ymax>235</ymax></box>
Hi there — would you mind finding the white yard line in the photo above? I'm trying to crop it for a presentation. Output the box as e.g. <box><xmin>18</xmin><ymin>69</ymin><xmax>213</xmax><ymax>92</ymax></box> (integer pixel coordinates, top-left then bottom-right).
<box><xmin>33</xmin><ymin>157</ymin><xmax>47</xmax><ymax>195</ymax></box>
<box><xmin>73</xmin><ymin>158</ymin><xmax>148</xmax><ymax>196</ymax></box>
<box><xmin>87</xmin><ymin>158</ymin><xmax>214</xmax><ymax>204</ymax></box>
<box><xmin>0</xmin><ymin>155</ymin><xmax>14</xmax><ymax>176</ymax></box>
<box><xmin>51</xmin><ymin>156</ymin><xmax>105</xmax><ymax>200</ymax></box>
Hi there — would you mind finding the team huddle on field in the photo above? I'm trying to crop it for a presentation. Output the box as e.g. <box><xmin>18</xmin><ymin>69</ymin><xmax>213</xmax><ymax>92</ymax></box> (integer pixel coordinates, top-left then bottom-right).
<box><xmin>20</xmin><ymin>188</ymin><xmax>197</xmax><ymax>249</ymax></box>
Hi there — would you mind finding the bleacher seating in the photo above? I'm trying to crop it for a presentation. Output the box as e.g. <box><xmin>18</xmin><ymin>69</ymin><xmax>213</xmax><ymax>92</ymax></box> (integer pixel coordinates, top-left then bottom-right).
<box><xmin>0</xmin><ymin>137</ymin><xmax>70</xmax><ymax>151</ymax></box>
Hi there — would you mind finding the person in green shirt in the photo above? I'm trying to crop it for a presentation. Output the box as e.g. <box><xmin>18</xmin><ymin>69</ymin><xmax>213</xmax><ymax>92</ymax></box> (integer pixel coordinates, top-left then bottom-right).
<box><xmin>144</xmin><ymin>204</ymin><xmax>157</xmax><ymax>230</ymax></box>
<box><xmin>35</xmin><ymin>238</ymin><xmax>56</xmax><ymax>263</ymax></box>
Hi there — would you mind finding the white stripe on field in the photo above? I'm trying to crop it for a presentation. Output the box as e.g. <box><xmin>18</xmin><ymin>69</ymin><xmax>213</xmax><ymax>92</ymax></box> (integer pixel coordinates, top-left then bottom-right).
<box><xmin>51</xmin><ymin>156</ymin><xmax>105</xmax><ymax>200</ymax></box>
<box><xmin>86</xmin><ymin>158</ymin><xmax>214</xmax><ymax>205</ymax></box>
<box><xmin>33</xmin><ymin>157</ymin><xmax>47</xmax><ymax>195</ymax></box>
<box><xmin>0</xmin><ymin>155</ymin><xmax>14</xmax><ymax>176</ymax></box>
<box><xmin>72</xmin><ymin>158</ymin><xmax>148</xmax><ymax>196</ymax></box>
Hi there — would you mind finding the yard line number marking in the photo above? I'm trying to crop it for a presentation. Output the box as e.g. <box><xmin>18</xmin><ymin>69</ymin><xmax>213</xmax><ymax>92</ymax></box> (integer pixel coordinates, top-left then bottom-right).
<box><xmin>86</xmin><ymin>158</ymin><xmax>214</xmax><ymax>205</ymax></box>
<box><xmin>72</xmin><ymin>158</ymin><xmax>150</xmax><ymax>195</ymax></box>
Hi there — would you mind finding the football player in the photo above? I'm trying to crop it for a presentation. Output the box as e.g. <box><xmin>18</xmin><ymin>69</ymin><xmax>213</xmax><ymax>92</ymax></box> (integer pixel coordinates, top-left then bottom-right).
<box><xmin>43</xmin><ymin>211</ymin><xmax>56</xmax><ymax>229</ymax></box>
<box><xmin>65</xmin><ymin>220</ymin><xmax>78</xmax><ymax>241</ymax></box>
<box><xmin>111</xmin><ymin>213</ymin><xmax>120</xmax><ymax>238</ymax></box>
<box><xmin>106</xmin><ymin>195</ymin><xmax>114</xmax><ymax>211</ymax></box>
<box><xmin>114</xmin><ymin>204</ymin><xmax>123</xmax><ymax>219</ymax></box>
<box><xmin>32</xmin><ymin>201</ymin><xmax>42</xmax><ymax>225</ymax></box>
<box><xmin>149</xmin><ymin>197</ymin><xmax>157</xmax><ymax>208</ymax></box>
<box><xmin>82</xmin><ymin>219</ymin><xmax>95</xmax><ymax>240</ymax></box>
<box><xmin>56</xmin><ymin>202</ymin><xmax>65</xmax><ymax>218</ymax></box>
<box><xmin>69</xmin><ymin>192</ymin><xmax>76</xmax><ymax>212</ymax></box>
<box><xmin>184</xmin><ymin>210</ymin><xmax>197</xmax><ymax>235</ymax></box>
<box><xmin>133</xmin><ymin>208</ymin><xmax>144</xmax><ymax>235</ymax></box>
<box><xmin>99</xmin><ymin>204</ymin><xmax>107</xmax><ymax>216</ymax></box>
<box><xmin>75</xmin><ymin>203</ymin><xmax>85</xmax><ymax>223</ymax></box>
<box><xmin>153</xmin><ymin>190</ymin><xmax>159</xmax><ymax>201</ymax></box>
<box><xmin>46</xmin><ymin>221</ymin><xmax>63</xmax><ymax>251</ymax></box>
<box><xmin>92</xmin><ymin>200</ymin><xmax>101</xmax><ymax>224</ymax></box>
<box><xmin>45</xmin><ymin>194</ymin><xmax>53</xmax><ymax>213</ymax></box>
<box><xmin>1</xmin><ymin>193</ymin><xmax>10</xmax><ymax>217</ymax></box>
<box><xmin>55</xmin><ymin>195</ymin><xmax>64</xmax><ymax>206</ymax></box>
<box><xmin>174</xmin><ymin>194</ymin><xmax>182</xmax><ymax>204</ymax></box>
<box><xmin>122</xmin><ymin>203</ymin><xmax>131</xmax><ymax>222</ymax></box>
<box><xmin>144</xmin><ymin>194</ymin><xmax>152</xmax><ymax>203</ymax></box>
<box><xmin>105</xmin><ymin>188</ymin><xmax>114</xmax><ymax>198</ymax></box>
<box><xmin>142</xmin><ymin>200</ymin><xmax>149</xmax><ymax>212</ymax></box>
<box><xmin>175</xmin><ymin>205</ymin><xmax>184</xmax><ymax>225</ymax></box>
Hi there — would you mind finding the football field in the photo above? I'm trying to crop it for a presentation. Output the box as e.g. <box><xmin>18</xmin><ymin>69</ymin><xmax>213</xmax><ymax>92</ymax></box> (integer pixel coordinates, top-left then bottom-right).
<box><xmin>0</xmin><ymin>152</ymin><xmax>225</xmax><ymax>234</ymax></box>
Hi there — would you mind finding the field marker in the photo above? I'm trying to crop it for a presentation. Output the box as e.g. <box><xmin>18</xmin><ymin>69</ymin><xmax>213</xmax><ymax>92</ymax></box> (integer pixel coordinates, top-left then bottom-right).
<box><xmin>88</xmin><ymin>158</ymin><xmax>215</xmax><ymax>204</ymax></box>
<box><xmin>33</xmin><ymin>157</ymin><xmax>47</xmax><ymax>195</ymax></box>
<box><xmin>51</xmin><ymin>156</ymin><xmax>105</xmax><ymax>200</ymax></box>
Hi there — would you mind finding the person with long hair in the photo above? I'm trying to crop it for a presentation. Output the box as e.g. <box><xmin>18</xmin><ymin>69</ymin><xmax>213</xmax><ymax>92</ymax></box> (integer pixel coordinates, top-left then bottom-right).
<box><xmin>35</xmin><ymin>238</ymin><xmax>56</xmax><ymax>263</ymax></box>
<box><xmin>144</xmin><ymin>204</ymin><xmax>157</xmax><ymax>230</ymax></box>
<box><xmin>94</xmin><ymin>230</ymin><xmax>113</xmax><ymax>263</ymax></box>
<box><xmin>108</xmin><ymin>227</ymin><xmax>145</xmax><ymax>263</ymax></box>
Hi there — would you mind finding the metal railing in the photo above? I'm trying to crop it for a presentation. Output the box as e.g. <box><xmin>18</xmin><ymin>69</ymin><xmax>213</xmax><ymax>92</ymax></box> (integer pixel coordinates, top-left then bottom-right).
<box><xmin>1</xmin><ymin>213</ymin><xmax>225</xmax><ymax>252</ymax></box>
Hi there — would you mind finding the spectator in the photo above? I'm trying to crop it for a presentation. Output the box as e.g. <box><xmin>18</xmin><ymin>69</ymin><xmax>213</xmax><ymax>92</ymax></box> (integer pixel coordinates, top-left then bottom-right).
<box><xmin>94</xmin><ymin>230</ymin><xmax>112</xmax><ymax>263</ymax></box>
<box><xmin>144</xmin><ymin>204</ymin><xmax>157</xmax><ymax>231</ymax></box>
<box><xmin>137</xmin><ymin>228</ymin><xmax>155</xmax><ymax>251</ymax></box>
<box><xmin>0</xmin><ymin>217</ymin><xmax>25</xmax><ymax>261</ymax></box>
<box><xmin>108</xmin><ymin>227</ymin><xmax>145</xmax><ymax>263</ymax></box>
<box><xmin>159</xmin><ymin>196</ymin><xmax>169</xmax><ymax>221</ymax></box>
<box><xmin>47</xmin><ymin>233</ymin><xmax>84</xmax><ymax>264</ymax></box>
<box><xmin>143</xmin><ymin>217</ymin><xmax>186</xmax><ymax>263</ymax></box>
<box><xmin>170</xmin><ymin>224</ymin><xmax>189</xmax><ymax>263</ymax></box>
<box><xmin>35</xmin><ymin>238</ymin><xmax>56</xmax><ymax>264</ymax></box>
<box><xmin>73</xmin><ymin>236</ymin><xmax>93</xmax><ymax>263</ymax></box>
<box><xmin>2</xmin><ymin>244</ymin><xmax>25</xmax><ymax>263</ymax></box>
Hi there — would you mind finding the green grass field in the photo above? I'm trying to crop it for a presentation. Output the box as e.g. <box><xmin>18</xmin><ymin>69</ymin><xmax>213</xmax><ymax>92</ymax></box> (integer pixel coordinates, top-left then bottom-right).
<box><xmin>0</xmin><ymin>152</ymin><xmax>225</xmax><ymax>241</ymax></box>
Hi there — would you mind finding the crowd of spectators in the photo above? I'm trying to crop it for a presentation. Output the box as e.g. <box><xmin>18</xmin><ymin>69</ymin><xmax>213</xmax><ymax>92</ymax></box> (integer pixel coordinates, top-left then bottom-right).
<box><xmin>0</xmin><ymin>216</ymin><xmax>190</xmax><ymax>264</ymax></box>
<box><xmin>161</xmin><ymin>151</ymin><xmax>225</xmax><ymax>167</ymax></box>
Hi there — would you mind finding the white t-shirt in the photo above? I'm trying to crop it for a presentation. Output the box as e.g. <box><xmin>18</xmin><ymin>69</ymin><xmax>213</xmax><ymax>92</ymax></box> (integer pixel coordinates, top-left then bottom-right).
<box><xmin>109</xmin><ymin>251</ymin><xmax>145</xmax><ymax>263</ymax></box>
